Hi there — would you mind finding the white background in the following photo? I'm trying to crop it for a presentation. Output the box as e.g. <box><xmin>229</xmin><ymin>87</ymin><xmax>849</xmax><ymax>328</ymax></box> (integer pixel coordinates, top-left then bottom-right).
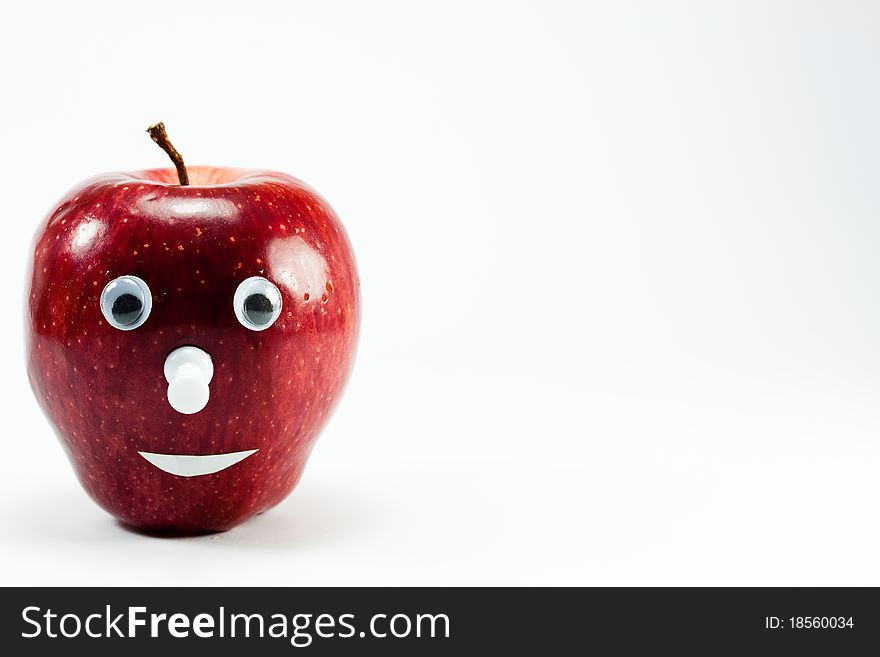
<box><xmin>1</xmin><ymin>0</ymin><xmax>879</xmax><ymax>586</ymax></box>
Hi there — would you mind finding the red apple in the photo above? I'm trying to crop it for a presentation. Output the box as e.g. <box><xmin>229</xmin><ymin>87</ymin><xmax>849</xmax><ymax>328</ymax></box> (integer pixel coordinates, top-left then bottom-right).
<box><xmin>26</xmin><ymin>128</ymin><xmax>359</xmax><ymax>533</ymax></box>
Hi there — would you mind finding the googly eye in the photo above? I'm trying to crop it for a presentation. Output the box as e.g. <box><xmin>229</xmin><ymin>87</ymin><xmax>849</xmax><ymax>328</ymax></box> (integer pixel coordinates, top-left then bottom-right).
<box><xmin>234</xmin><ymin>276</ymin><xmax>283</xmax><ymax>331</ymax></box>
<box><xmin>100</xmin><ymin>275</ymin><xmax>152</xmax><ymax>330</ymax></box>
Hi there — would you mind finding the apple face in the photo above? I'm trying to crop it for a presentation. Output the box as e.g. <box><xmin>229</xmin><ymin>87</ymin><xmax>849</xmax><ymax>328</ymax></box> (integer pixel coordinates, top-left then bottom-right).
<box><xmin>26</xmin><ymin>166</ymin><xmax>359</xmax><ymax>533</ymax></box>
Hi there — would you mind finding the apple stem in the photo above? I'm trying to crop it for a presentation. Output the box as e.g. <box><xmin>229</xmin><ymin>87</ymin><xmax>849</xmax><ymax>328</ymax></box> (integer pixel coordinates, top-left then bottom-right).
<box><xmin>146</xmin><ymin>122</ymin><xmax>190</xmax><ymax>186</ymax></box>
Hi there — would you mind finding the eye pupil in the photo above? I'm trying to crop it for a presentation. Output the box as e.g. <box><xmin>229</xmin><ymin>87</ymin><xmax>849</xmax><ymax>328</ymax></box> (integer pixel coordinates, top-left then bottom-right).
<box><xmin>243</xmin><ymin>293</ymin><xmax>274</xmax><ymax>326</ymax></box>
<box><xmin>111</xmin><ymin>293</ymin><xmax>143</xmax><ymax>326</ymax></box>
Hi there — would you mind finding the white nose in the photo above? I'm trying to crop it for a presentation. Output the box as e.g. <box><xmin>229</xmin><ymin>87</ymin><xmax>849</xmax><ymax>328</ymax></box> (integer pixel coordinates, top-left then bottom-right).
<box><xmin>164</xmin><ymin>346</ymin><xmax>214</xmax><ymax>414</ymax></box>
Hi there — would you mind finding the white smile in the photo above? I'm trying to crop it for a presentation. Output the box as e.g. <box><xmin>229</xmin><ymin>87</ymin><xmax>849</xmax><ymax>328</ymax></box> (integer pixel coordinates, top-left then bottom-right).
<box><xmin>138</xmin><ymin>449</ymin><xmax>258</xmax><ymax>477</ymax></box>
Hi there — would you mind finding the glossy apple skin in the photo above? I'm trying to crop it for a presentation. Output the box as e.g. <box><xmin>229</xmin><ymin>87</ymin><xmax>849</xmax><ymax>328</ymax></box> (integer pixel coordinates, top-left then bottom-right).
<box><xmin>27</xmin><ymin>166</ymin><xmax>359</xmax><ymax>533</ymax></box>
